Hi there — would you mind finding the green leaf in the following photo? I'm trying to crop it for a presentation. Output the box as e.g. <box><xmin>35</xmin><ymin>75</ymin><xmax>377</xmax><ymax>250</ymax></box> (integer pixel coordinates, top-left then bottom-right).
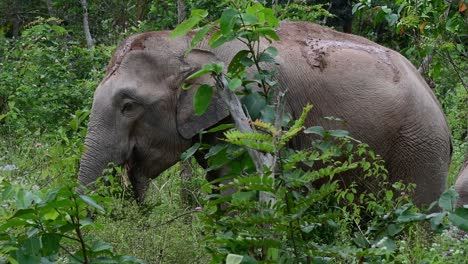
<box><xmin>0</xmin><ymin>219</ymin><xmax>29</xmax><ymax>232</ymax></box>
<box><xmin>187</xmin><ymin>64</ymin><xmax>213</xmax><ymax>80</ymax></box>
<box><xmin>329</xmin><ymin>129</ymin><xmax>349</xmax><ymax>138</ymax></box>
<box><xmin>353</xmin><ymin>232</ymin><xmax>369</xmax><ymax>248</ymax></box>
<box><xmin>448</xmin><ymin>208</ymin><xmax>468</xmax><ymax>231</ymax></box>
<box><xmin>17</xmin><ymin>236</ymin><xmax>41</xmax><ymax>263</ymax></box>
<box><xmin>228</xmin><ymin>50</ymin><xmax>249</xmax><ymax>75</ymax></box>
<box><xmin>181</xmin><ymin>143</ymin><xmax>201</xmax><ymax>161</ymax></box>
<box><xmin>386</xmin><ymin>224</ymin><xmax>403</xmax><ymax>236</ymax></box>
<box><xmin>220</xmin><ymin>9</ymin><xmax>238</xmax><ymax>35</ymax></box>
<box><xmin>171</xmin><ymin>9</ymin><xmax>208</xmax><ymax>38</ymax></box>
<box><xmin>41</xmin><ymin>233</ymin><xmax>61</xmax><ymax>256</ymax></box>
<box><xmin>438</xmin><ymin>187</ymin><xmax>459</xmax><ymax>212</ymax></box>
<box><xmin>428</xmin><ymin>212</ymin><xmax>447</xmax><ymax>231</ymax></box>
<box><xmin>261</xmin><ymin>8</ymin><xmax>279</xmax><ymax>27</ymax></box>
<box><xmin>265</xmin><ymin>46</ymin><xmax>278</xmax><ymax>57</ymax></box>
<box><xmin>189</xmin><ymin>24</ymin><xmax>214</xmax><ymax>52</ymax></box>
<box><xmin>241</xmin><ymin>92</ymin><xmax>267</xmax><ymax>120</ymax></box>
<box><xmin>80</xmin><ymin>195</ymin><xmax>105</xmax><ymax>213</ymax></box>
<box><xmin>254</xmin><ymin>27</ymin><xmax>279</xmax><ymax>41</ymax></box>
<box><xmin>228</xmin><ymin>78</ymin><xmax>242</xmax><ymax>91</ymax></box>
<box><xmin>226</xmin><ymin>254</ymin><xmax>243</xmax><ymax>264</ymax></box>
<box><xmin>304</xmin><ymin>126</ymin><xmax>325</xmax><ymax>137</ymax></box>
<box><xmin>374</xmin><ymin>236</ymin><xmax>396</xmax><ymax>251</ymax></box>
<box><xmin>206</xmin><ymin>124</ymin><xmax>234</xmax><ymax>133</ymax></box>
<box><xmin>210</xmin><ymin>34</ymin><xmax>235</xmax><ymax>49</ymax></box>
<box><xmin>258</xmin><ymin>53</ymin><xmax>275</xmax><ymax>63</ymax></box>
<box><xmin>12</xmin><ymin>209</ymin><xmax>35</xmax><ymax>219</ymax></box>
<box><xmin>396</xmin><ymin>211</ymin><xmax>426</xmax><ymax>222</ymax></box>
<box><xmin>15</xmin><ymin>189</ymin><xmax>35</xmax><ymax>209</ymax></box>
<box><xmin>194</xmin><ymin>84</ymin><xmax>214</xmax><ymax>116</ymax></box>
<box><xmin>91</xmin><ymin>241</ymin><xmax>113</xmax><ymax>253</ymax></box>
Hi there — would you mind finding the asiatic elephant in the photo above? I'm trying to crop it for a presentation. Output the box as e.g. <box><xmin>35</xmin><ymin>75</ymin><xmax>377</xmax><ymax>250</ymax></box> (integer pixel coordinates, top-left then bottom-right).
<box><xmin>455</xmin><ymin>152</ymin><xmax>468</xmax><ymax>207</ymax></box>
<box><xmin>78</xmin><ymin>21</ymin><xmax>452</xmax><ymax>206</ymax></box>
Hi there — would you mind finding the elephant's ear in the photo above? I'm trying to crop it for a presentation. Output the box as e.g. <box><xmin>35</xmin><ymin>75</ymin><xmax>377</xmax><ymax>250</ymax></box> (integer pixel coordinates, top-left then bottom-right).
<box><xmin>176</xmin><ymin>49</ymin><xmax>230</xmax><ymax>139</ymax></box>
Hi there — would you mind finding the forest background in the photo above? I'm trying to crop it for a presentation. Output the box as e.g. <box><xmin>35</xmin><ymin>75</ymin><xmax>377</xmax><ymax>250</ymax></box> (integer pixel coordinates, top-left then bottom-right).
<box><xmin>0</xmin><ymin>0</ymin><xmax>467</xmax><ymax>263</ymax></box>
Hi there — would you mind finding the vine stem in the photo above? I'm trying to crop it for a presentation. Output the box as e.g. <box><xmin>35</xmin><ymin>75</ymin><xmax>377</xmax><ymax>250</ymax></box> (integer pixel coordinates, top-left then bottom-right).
<box><xmin>71</xmin><ymin>195</ymin><xmax>89</xmax><ymax>264</ymax></box>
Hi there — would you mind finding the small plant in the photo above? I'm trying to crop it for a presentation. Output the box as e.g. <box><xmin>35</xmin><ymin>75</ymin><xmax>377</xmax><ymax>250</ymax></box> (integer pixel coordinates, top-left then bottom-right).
<box><xmin>173</xmin><ymin>1</ymin><xmax>468</xmax><ymax>262</ymax></box>
<box><xmin>0</xmin><ymin>178</ymin><xmax>144</xmax><ymax>263</ymax></box>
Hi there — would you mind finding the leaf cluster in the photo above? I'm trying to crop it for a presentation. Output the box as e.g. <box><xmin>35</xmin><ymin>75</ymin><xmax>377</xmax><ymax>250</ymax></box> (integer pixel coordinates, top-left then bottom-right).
<box><xmin>0</xmin><ymin>178</ymin><xmax>144</xmax><ymax>263</ymax></box>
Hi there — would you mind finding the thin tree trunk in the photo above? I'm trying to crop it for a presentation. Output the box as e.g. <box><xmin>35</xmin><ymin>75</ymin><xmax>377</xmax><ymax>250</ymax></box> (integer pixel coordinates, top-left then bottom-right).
<box><xmin>43</xmin><ymin>0</ymin><xmax>55</xmax><ymax>17</ymax></box>
<box><xmin>79</xmin><ymin>0</ymin><xmax>94</xmax><ymax>48</ymax></box>
<box><xmin>177</xmin><ymin>0</ymin><xmax>187</xmax><ymax>24</ymax></box>
<box><xmin>177</xmin><ymin>0</ymin><xmax>194</xmax><ymax>208</ymax></box>
<box><xmin>12</xmin><ymin>1</ymin><xmax>21</xmax><ymax>38</ymax></box>
<box><xmin>418</xmin><ymin>53</ymin><xmax>433</xmax><ymax>76</ymax></box>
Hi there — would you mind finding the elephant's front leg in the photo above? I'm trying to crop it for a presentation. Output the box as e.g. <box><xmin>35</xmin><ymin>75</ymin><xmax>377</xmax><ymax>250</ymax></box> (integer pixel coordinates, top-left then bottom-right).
<box><xmin>128</xmin><ymin>171</ymin><xmax>151</xmax><ymax>203</ymax></box>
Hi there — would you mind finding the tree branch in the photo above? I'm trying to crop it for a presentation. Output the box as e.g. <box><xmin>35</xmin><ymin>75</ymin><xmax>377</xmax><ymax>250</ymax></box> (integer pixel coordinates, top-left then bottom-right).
<box><xmin>78</xmin><ymin>0</ymin><xmax>94</xmax><ymax>49</ymax></box>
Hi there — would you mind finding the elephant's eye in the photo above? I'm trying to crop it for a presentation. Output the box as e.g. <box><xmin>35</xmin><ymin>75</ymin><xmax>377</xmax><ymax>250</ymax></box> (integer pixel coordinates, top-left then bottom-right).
<box><xmin>121</xmin><ymin>102</ymin><xmax>137</xmax><ymax>114</ymax></box>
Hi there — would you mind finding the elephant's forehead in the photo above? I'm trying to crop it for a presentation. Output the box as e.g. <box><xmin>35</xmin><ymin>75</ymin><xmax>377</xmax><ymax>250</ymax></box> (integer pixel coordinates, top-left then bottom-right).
<box><xmin>97</xmin><ymin>70</ymin><xmax>170</xmax><ymax>101</ymax></box>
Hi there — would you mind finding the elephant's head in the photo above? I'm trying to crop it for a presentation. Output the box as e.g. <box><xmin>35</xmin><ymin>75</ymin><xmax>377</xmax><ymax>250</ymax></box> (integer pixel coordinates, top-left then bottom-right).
<box><xmin>78</xmin><ymin>32</ymin><xmax>229</xmax><ymax>202</ymax></box>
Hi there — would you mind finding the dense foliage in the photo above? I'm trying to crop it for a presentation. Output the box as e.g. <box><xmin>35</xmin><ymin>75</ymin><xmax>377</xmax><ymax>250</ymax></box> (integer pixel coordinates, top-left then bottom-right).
<box><xmin>0</xmin><ymin>0</ymin><xmax>467</xmax><ymax>263</ymax></box>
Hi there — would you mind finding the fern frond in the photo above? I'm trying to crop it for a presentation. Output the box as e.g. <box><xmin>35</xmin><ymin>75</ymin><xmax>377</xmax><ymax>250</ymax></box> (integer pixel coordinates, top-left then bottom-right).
<box><xmin>279</xmin><ymin>104</ymin><xmax>313</xmax><ymax>146</ymax></box>
<box><xmin>224</xmin><ymin>130</ymin><xmax>276</xmax><ymax>152</ymax></box>
<box><xmin>250</xmin><ymin>119</ymin><xmax>278</xmax><ymax>134</ymax></box>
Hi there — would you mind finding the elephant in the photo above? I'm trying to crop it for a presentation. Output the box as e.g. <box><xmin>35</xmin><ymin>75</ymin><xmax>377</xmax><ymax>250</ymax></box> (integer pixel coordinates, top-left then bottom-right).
<box><xmin>78</xmin><ymin>21</ymin><xmax>452</xmax><ymax>207</ymax></box>
<box><xmin>455</xmin><ymin>152</ymin><xmax>468</xmax><ymax>207</ymax></box>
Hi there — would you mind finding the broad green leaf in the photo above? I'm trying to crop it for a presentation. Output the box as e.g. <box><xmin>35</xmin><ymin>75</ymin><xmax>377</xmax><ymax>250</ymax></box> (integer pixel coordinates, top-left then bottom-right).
<box><xmin>41</xmin><ymin>233</ymin><xmax>61</xmax><ymax>256</ymax></box>
<box><xmin>208</xmin><ymin>30</ymin><xmax>222</xmax><ymax>47</ymax></box>
<box><xmin>171</xmin><ymin>9</ymin><xmax>208</xmax><ymax>38</ymax></box>
<box><xmin>42</xmin><ymin>209</ymin><xmax>60</xmax><ymax>220</ymax></box>
<box><xmin>189</xmin><ymin>24</ymin><xmax>214</xmax><ymax>52</ymax></box>
<box><xmin>246</xmin><ymin>3</ymin><xmax>264</xmax><ymax>16</ymax></box>
<box><xmin>254</xmin><ymin>27</ymin><xmax>279</xmax><ymax>41</ymax></box>
<box><xmin>428</xmin><ymin>212</ymin><xmax>447</xmax><ymax>232</ymax></box>
<box><xmin>15</xmin><ymin>189</ymin><xmax>35</xmax><ymax>209</ymax></box>
<box><xmin>438</xmin><ymin>187</ymin><xmax>458</xmax><ymax>211</ymax></box>
<box><xmin>12</xmin><ymin>209</ymin><xmax>35</xmax><ymax>219</ymax></box>
<box><xmin>206</xmin><ymin>124</ymin><xmax>234</xmax><ymax>133</ymax></box>
<box><xmin>91</xmin><ymin>241</ymin><xmax>113</xmax><ymax>252</ymax></box>
<box><xmin>194</xmin><ymin>84</ymin><xmax>214</xmax><ymax>116</ymax></box>
<box><xmin>396</xmin><ymin>211</ymin><xmax>426</xmax><ymax>222</ymax></box>
<box><xmin>386</xmin><ymin>224</ymin><xmax>403</xmax><ymax>236</ymax></box>
<box><xmin>228</xmin><ymin>50</ymin><xmax>249</xmax><ymax>75</ymax></box>
<box><xmin>374</xmin><ymin>236</ymin><xmax>396</xmax><ymax>251</ymax></box>
<box><xmin>210</xmin><ymin>34</ymin><xmax>235</xmax><ymax>49</ymax></box>
<box><xmin>261</xmin><ymin>8</ymin><xmax>279</xmax><ymax>27</ymax></box>
<box><xmin>17</xmin><ymin>236</ymin><xmax>41</xmax><ymax>264</ymax></box>
<box><xmin>304</xmin><ymin>126</ymin><xmax>325</xmax><ymax>137</ymax></box>
<box><xmin>181</xmin><ymin>143</ymin><xmax>201</xmax><ymax>161</ymax></box>
<box><xmin>228</xmin><ymin>78</ymin><xmax>242</xmax><ymax>91</ymax></box>
<box><xmin>241</xmin><ymin>92</ymin><xmax>267</xmax><ymax>120</ymax></box>
<box><xmin>0</xmin><ymin>219</ymin><xmax>29</xmax><ymax>232</ymax></box>
<box><xmin>329</xmin><ymin>129</ymin><xmax>349</xmax><ymax>138</ymax></box>
<box><xmin>258</xmin><ymin>53</ymin><xmax>275</xmax><ymax>63</ymax></box>
<box><xmin>187</xmin><ymin>65</ymin><xmax>213</xmax><ymax>80</ymax></box>
<box><xmin>220</xmin><ymin>9</ymin><xmax>238</xmax><ymax>34</ymax></box>
<box><xmin>80</xmin><ymin>195</ymin><xmax>105</xmax><ymax>213</ymax></box>
<box><xmin>448</xmin><ymin>208</ymin><xmax>468</xmax><ymax>231</ymax></box>
<box><xmin>353</xmin><ymin>232</ymin><xmax>369</xmax><ymax>248</ymax></box>
<box><xmin>241</xmin><ymin>14</ymin><xmax>259</xmax><ymax>25</ymax></box>
<box><xmin>226</xmin><ymin>254</ymin><xmax>243</xmax><ymax>264</ymax></box>
<box><xmin>265</xmin><ymin>46</ymin><xmax>278</xmax><ymax>57</ymax></box>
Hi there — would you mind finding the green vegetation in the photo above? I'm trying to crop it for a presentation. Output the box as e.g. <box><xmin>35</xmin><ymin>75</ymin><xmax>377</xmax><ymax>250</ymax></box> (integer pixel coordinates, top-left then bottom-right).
<box><xmin>1</xmin><ymin>0</ymin><xmax>467</xmax><ymax>263</ymax></box>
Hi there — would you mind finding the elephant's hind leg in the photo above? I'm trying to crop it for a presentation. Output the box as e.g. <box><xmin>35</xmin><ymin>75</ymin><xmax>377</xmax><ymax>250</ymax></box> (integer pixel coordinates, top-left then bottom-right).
<box><xmin>386</xmin><ymin>130</ymin><xmax>450</xmax><ymax>208</ymax></box>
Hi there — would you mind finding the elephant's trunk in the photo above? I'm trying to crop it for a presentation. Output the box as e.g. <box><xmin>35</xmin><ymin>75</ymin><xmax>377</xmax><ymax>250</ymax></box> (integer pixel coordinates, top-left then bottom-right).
<box><xmin>78</xmin><ymin>128</ymin><xmax>117</xmax><ymax>192</ymax></box>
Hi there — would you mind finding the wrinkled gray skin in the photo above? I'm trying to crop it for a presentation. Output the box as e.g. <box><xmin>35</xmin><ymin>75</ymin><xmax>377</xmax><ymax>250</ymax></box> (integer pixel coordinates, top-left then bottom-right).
<box><xmin>455</xmin><ymin>152</ymin><xmax>468</xmax><ymax>207</ymax></box>
<box><xmin>78</xmin><ymin>22</ymin><xmax>452</xmax><ymax>206</ymax></box>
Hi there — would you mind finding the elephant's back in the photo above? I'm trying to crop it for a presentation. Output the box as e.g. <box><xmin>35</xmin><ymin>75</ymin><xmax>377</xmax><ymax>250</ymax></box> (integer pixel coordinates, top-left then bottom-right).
<box><xmin>273</xmin><ymin>22</ymin><xmax>451</xmax><ymax>171</ymax></box>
